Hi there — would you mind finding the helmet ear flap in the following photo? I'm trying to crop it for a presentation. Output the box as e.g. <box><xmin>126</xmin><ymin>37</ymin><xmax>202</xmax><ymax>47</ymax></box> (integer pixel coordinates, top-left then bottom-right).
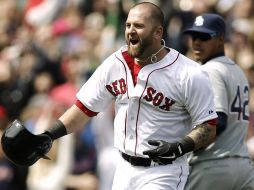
<box><xmin>1</xmin><ymin>120</ymin><xmax>52</xmax><ymax>166</ymax></box>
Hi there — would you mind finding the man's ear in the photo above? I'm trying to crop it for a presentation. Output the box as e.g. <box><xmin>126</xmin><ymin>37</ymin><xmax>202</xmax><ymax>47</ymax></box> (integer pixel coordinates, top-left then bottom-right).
<box><xmin>153</xmin><ymin>25</ymin><xmax>163</xmax><ymax>40</ymax></box>
<box><xmin>218</xmin><ymin>35</ymin><xmax>225</xmax><ymax>45</ymax></box>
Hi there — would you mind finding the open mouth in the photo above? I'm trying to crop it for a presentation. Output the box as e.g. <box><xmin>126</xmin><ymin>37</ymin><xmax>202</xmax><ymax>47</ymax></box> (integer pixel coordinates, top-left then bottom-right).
<box><xmin>129</xmin><ymin>38</ymin><xmax>139</xmax><ymax>46</ymax></box>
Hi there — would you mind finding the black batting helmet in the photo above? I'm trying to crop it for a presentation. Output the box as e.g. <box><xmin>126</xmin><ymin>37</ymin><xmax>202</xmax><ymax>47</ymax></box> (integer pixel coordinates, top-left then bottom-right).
<box><xmin>1</xmin><ymin>120</ymin><xmax>52</xmax><ymax>166</ymax></box>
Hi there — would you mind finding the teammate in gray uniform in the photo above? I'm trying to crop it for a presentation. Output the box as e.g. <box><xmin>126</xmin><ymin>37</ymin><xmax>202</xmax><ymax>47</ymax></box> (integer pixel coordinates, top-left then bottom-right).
<box><xmin>183</xmin><ymin>13</ymin><xmax>254</xmax><ymax>190</ymax></box>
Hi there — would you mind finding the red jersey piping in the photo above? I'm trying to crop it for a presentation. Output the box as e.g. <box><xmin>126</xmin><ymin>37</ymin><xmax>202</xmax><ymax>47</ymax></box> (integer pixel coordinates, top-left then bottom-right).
<box><xmin>75</xmin><ymin>99</ymin><xmax>98</xmax><ymax>117</ymax></box>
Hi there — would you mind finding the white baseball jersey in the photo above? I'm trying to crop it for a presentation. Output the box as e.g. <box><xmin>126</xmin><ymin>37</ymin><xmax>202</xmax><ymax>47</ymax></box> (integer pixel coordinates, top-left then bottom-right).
<box><xmin>76</xmin><ymin>45</ymin><xmax>217</xmax><ymax>158</ymax></box>
<box><xmin>189</xmin><ymin>56</ymin><xmax>250</xmax><ymax>164</ymax></box>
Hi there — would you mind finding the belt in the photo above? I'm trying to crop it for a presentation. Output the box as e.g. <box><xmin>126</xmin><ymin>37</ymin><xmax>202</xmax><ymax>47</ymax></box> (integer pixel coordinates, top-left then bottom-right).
<box><xmin>121</xmin><ymin>152</ymin><xmax>153</xmax><ymax>167</ymax></box>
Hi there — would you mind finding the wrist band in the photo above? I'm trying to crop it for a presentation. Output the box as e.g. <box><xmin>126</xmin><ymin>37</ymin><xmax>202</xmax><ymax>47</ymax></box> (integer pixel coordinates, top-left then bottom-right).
<box><xmin>179</xmin><ymin>136</ymin><xmax>195</xmax><ymax>154</ymax></box>
<box><xmin>46</xmin><ymin>120</ymin><xmax>67</xmax><ymax>140</ymax></box>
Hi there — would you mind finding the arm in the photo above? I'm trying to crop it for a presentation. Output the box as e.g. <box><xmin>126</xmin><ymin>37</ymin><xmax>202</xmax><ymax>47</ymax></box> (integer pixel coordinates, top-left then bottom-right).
<box><xmin>45</xmin><ymin>104</ymin><xmax>91</xmax><ymax>140</ymax></box>
<box><xmin>2</xmin><ymin>55</ymin><xmax>113</xmax><ymax>166</ymax></box>
<box><xmin>143</xmin><ymin>121</ymin><xmax>216</xmax><ymax>165</ymax></box>
<box><xmin>187</xmin><ymin>122</ymin><xmax>216</xmax><ymax>151</ymax></box>
<box><xmin>215</xmin><ymin>112</ymin><xmax>228</xmax><ymax>136</ymax></box>
<box><xmin>59</xmin><ymin>104</ymin><xmax>91</xmax><ymax>134</ymax></box>
<box><xmin>143</xmin><ymin>62</ymin><xmax>217</xmax><ymax>164</ymax></box>
<box><xmin>35</xmin><ymin>104</ymin><xmax>92</xmax><ymax>164</ymax></box>
<box><xmin>1</xmin><ymin>104</ymin><xmax>92</xmax><ymax>167</ymax></box>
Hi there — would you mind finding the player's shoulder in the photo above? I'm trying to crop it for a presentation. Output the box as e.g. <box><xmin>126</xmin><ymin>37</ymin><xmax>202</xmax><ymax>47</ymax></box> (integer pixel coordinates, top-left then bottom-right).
<box><xmin>168</xmin><ymin>49</ymin><xmax>209</xmax><ymax>83</ymax></box>
<box><xmin>102</xmin><ymin>48</ymin><xmax>121</xmax><ymax>63</ymax></box>
<box><xmin>167</xmin><ymin>48</ymin><xmax>201</xmax><ymax>74</ymax></box>
<box><xmin>172</xmin><ymin>50</ymin><xmax>204</xmax><ymax>74</ymax></box>
<box><xmin>204</xmin><ymin>56</ymin><xmax>234</xmax><ymax>70</ymax></box>
<box><xmin>203</xmin><ymin>56</ymin><xmax>244</xmax><ymax>77</ymax></box>
<box><xmin>171</xmin><ymin>48</ymin><xmax>200</xmax><ymax>67</ymax></box>
<box><xmin>97</xmin><ymin>46</ymin><xmax>125</xmax><ymax>69</ymax></box>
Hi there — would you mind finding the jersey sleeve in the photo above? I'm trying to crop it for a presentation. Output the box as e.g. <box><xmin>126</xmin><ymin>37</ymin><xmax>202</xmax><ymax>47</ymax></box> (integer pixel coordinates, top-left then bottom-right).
<box><xmin>76</xmin><ymin>61</ymin><xmax>115</xmax><ymax>113</ymax></box>
<box><xmin>202</xmin><ymin>64</ymin><xmax>228</xmax><ymax>115</ymax></box>
<box><xmin>184</xmin><ymin>68</ymin><xmax>218</xmax><ymax>126</ymax></box>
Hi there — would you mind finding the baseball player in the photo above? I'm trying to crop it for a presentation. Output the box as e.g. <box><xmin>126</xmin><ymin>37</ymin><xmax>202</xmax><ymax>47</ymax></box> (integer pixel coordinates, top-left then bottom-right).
<box><xmin>183</xmin><ymin>13</ymin><xmax>254</xmax><ymax>190</ymax></box>
<box><xmin>1</xmin><ymin>3</ymin><xmax>218</xmax><ymax>190</ymax></box>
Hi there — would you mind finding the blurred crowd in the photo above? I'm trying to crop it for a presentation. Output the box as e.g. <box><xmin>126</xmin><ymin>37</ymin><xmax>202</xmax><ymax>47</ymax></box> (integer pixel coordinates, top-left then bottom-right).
<box><xmin>0</xmin><ymin>0</ymin><xmax>254</xmax><ymax>190</ymax></box>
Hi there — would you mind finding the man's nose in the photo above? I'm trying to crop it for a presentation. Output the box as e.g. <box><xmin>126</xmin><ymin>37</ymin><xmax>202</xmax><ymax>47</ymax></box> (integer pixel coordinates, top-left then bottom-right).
<box><xmin>128</xmin><ymin>25</ymin><xmax>136</xmax><ymax>34</ymax></box>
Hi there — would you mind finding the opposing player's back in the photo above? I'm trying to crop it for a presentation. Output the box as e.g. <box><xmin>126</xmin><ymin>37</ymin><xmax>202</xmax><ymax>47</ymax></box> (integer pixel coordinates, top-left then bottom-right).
<box><xmin>190</xmin><ymin>56</ymin><xmax>250</xmax><ymax>163</ymax></box>
<box><xmin>184</xmin><ymin>13</ymin><xmax>254</xmax><ymax>190</ymax></box>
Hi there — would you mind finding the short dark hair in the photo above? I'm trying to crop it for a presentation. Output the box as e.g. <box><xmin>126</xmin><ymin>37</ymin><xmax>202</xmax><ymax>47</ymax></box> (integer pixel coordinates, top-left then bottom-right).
<box><xmin>132</xmin><ymin>2</ymin><xmax>164</xmax><ymax>26</ymax></box>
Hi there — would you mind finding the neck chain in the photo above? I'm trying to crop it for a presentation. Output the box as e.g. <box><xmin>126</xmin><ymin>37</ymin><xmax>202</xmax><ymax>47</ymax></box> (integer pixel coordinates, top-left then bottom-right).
<box><xmin>136</xmin><ymin>39</ymin><xmax>166</xmax><ymax>64</ymax></box>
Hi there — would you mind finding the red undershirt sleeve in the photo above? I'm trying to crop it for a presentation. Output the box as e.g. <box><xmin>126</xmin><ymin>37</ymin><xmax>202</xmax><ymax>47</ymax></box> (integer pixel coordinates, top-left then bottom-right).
<box><xmin>205</xmin><ymin>118</ymin><xmax>218</xmax><ymax>125</ymax></box>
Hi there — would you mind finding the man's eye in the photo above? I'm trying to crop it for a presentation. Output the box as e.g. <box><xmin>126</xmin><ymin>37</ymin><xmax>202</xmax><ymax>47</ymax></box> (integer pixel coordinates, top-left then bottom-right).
<box><xmin>135</xmin><ymin>25</ymin><xmax>144</xmax><ymax>29</ymax></box>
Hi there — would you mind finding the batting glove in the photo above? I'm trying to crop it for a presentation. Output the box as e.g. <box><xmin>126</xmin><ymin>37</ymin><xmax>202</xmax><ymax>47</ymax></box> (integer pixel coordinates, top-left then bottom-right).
<box><xmin>35</xmin><ymin>133</ymin><xmax>53</xmax><ymax>159</ymax></box>
<box><xmin>143</xmin><ymin>136</ymin><xmax>195</xmax><ymax>165</ymax></box>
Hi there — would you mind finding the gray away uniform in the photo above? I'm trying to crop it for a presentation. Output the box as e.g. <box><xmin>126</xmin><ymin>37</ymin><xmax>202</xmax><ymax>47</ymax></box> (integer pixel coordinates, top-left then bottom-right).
<box><xmin>185</xmin><ymin>56</ymin><xmax>254</xmax><ymax>190</ymax></box>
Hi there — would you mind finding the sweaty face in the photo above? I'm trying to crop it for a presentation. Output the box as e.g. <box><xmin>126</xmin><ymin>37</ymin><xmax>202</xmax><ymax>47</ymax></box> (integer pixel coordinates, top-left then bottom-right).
<box><xmin>190</xmin><ymin>33</ymin><xmax>223</xmax><ymax>64</ymax></box>
<box><xmin>125</xmin><ymin>6</ymin><xmax>155</xmax><ymax>59</ymax></box>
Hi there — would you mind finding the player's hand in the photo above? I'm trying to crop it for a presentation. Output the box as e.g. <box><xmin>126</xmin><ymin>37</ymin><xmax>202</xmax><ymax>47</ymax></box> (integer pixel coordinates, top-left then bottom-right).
<box><xmin>34</xmin><ymin>132</ymin><xmax>53</xmax><ymax>159</ymax></box>
<box><xmin>143</xmin><ymin>140</ymin><xmax>184</xmax><ymax>165</ymax></box>
<box><xmin>1</xmin><ymin>120</ymin><xmax>53</xmax><ymax>166</ymax></box>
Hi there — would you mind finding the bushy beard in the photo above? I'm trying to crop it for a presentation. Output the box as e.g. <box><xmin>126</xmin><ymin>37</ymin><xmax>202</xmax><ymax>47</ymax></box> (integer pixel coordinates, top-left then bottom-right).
<box><xmin>127</xmin><ymin>38</ymin><xmax>151</xmax><ymax>59</ymax></box>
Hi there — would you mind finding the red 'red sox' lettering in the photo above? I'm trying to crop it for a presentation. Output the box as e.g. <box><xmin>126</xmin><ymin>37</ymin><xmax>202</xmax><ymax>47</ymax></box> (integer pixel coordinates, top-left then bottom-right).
<box><xmin>106</xmin><ymin>78</ymin><xmax>127</xmax><ymax>96</ymax></box>
<box><xmin>143</xmin><ymin>87</ymin><xmax>175</xmax><ymax>111</ymax></box>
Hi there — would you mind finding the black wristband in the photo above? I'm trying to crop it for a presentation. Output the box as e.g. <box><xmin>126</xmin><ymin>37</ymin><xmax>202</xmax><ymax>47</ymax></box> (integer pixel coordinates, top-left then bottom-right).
<box><xmin>45</xmin><ymin>120</ymin><xmax>67</xmax><ymax>140</ymax></box>
<box><xmin>179</xmin><ymin>136</ymin><xmax>195</xmax><ymax>154</ymax></box>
